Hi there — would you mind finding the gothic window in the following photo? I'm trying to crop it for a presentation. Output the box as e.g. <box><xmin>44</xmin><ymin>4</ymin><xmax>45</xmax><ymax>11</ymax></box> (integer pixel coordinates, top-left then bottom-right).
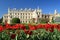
<box><xmin>23</xmin><ymin>16</ymin><xmax>24</xmax><ymax>19</ymax></box>
<box><xmin>29</xmin><ymin>21</ymin><xmax>30</xmax><ymax>23</ymax></box>
<box><xmin>21</xmin><ymin>16</ymin><xmax>22</xmax><ymax>18</ymax></box>
<box><xmin>18</xmin><ymin>13</ymin><xmax>19</xmax><ymax>15</ymax></box>
<box><xmin>26</xmin><ymin>21</ymin><xmax>27</xmax><ymax>23</ymax></box>
<box><xmin>23</xmin><ymin>21</ymin><xmax>24</xmax><ymax>23</ymax></box>
<box><xmin>37</xmin><ymin>12</ymin><xmax>38</xmax><ymax>15</ymax></box>
<box><xmin>45</xmin><ymin>16</ymin><xmax>46</xmax><ymax>18</ymax></box>
<box><xmin>38</xmin><ymin>15</ymin><xmax>39</xmax><ymax>17</ymax></box>
<box><xmin>26</xmin><ymin>16</ymin><xmax>27</xmax><ymax>19</ymax></box>
<box><xmin>39</xmin><ymin>12</ymin><xmax>40</xmax><ymax>14</ymax></box>
<box><xmin>37</xmin><ymin>12</ymin><xmax>40</xmax><ymax>15</ymax></box>
<box><xmin>29</xmin><ymin>16</ymin><xmax>30</xmax><ymax>19</ymax></box>
<box><xmin>15</xmin><ymin>13</ymin><xmax>17</xmax><ymax>15</ymax></box>
<box><xmin>23</xmin><ymin>13</ymin><xmax>24</xmax><ymax>15</ymax></box>
<box><xmin>26</xmin><ymin>13</ymin><xmax>27</xmax><ymax>15</ymax></box>
<box><xmin>10</xmin><ymin>13</ymin><xmax>12</xmax><ymax>15</ymax></box>
<box><xmin>10</xmin><ymin>16</ymin><xmax>12</xmax><ymax>18</ymax></box>
<box><xmin>21</xmin><ymin>13</ymin><xmax>22</xmax><ymax>15</ymax></box>
<box><xmin>5</xmin><ymin>20</ymin><xmax>8</xmax><ymax>23</ymax></box>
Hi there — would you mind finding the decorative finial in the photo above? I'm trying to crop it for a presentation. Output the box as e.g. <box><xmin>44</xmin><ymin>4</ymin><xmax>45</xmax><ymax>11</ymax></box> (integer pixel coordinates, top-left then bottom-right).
<box><xmin>29</xmin><ymin>8</ymin><xmax>31</xmax><ymax>10</ymax></box>
<box><xmin>24</xmin><ymin>8</ymin><xmax>27</xmax><ymax>10</ymax></box>
<box><xmin>20</xmin><ymin>8</ymin><xmax>23</xmax><ymax>10</ymax></box>
<box><xmin>54</xmin><ymin>9</ymin><xmax>57</xmax><ymax>14</ymax></box>
<box><xmin>13</xmin><ymin>8</ymin><xmax>16</xmax><ymax>10</ymax></box>
<box><xmin>8</xmin><ymin>8</ymin><xmax>10</xmax><ymax>10</ymax></box>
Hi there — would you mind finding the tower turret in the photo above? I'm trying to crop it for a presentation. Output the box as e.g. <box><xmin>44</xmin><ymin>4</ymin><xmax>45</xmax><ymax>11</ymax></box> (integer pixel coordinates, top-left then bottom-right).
<box><xmin>54</xmin><ymin>10</ymin><xmax>57</xmax><ymax>15</ymax></box>
<box><xmin>8</xmin><ymin>8</ymin><xmax>10</xmax><ymax>13</ymax></box>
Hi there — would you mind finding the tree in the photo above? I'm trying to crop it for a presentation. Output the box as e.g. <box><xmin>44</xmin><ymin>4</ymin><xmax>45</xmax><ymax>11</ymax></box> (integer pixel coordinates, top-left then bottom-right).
<box><xmin>11</xmin><ymin>18</ymin><xmax>20</xmax><ymax>24</ymax></box>
<box><xmin>40</xmin><ymin>18</ymin><xmax>49</xmax><ymax>23</ymax></box>
<box><xmin>0</xmin><ymin>17</ymin><xmax>3</xmax><ymax>23</ymax></box>
<box><xmin>52</xmin><ymin>17</ymin><xmax>55</xmax><ymax>23</ymax></box>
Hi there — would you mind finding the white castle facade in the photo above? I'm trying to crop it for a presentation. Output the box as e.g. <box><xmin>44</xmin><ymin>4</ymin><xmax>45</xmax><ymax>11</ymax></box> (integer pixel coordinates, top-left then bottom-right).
<box><xmin>3</xmin><ymin>7</ymin><xmax>60</xmax><ymax>24</ymax></box>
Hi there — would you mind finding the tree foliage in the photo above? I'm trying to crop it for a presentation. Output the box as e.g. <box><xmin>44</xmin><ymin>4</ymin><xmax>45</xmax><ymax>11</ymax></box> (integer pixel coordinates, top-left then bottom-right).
<box><xmin>0</xmin><ymin>17</ymin><xmax>3</xmax><ymax>23</ymax></box>
<box><xmin>52</xmin><ymin>17</ymin><xmax>55</xmax><ymax>23</ymax></box>
<box><xmin>11</xmin><ymin>18</ymin><xmax>20</xmax><ymax>24</ymax></box>
<box><xmin>40</xmin><ymin>18</ymin><xmax>49</xmax><ymax>23</ymax></box>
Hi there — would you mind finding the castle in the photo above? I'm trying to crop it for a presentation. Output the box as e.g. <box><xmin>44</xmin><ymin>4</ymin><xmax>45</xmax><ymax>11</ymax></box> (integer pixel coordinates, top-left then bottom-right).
<box><xmin>3</xmin><ymin>7</ymin><xmax>60</xmax><ymax>24</ymax></box>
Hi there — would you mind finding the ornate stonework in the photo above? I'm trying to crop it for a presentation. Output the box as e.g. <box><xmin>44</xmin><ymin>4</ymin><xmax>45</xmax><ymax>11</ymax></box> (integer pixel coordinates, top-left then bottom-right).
<box><xmin>3</xmin><ymin>7</ymin><xmax>59</xmax><ymax>24</ymax></box>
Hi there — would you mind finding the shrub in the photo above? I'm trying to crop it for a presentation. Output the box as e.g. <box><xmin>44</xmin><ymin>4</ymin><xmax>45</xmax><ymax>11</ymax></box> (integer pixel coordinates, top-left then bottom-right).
<box><xmin>11</xmin><ymin>18</ymin><xmax>20</xmax><ymax>24</ymax></box>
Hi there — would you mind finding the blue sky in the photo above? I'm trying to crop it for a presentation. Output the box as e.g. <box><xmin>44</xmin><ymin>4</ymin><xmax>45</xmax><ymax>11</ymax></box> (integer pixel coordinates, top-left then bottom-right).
<box><xmin>0</xmin><ymin>0</ymin><xmax>60</xmax><ymax>18</ymax></box>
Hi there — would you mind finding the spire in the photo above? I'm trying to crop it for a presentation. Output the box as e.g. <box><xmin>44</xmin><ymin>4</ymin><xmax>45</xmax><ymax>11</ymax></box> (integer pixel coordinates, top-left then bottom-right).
<box><xmin>54</xmin><ymin>9</ymin><xmax>57</xmax><ymax>15</ymax></box>
<box><xmin>29</xmin><ymin>8</ymin><xmax>31</xmax><ymax>10</ymax></box>
<box><xmin>24</xmin><ymin>8</ymin><xmax>27</xmax><ymax>10</ymax></box>
<box><xmin>13</xmin><ymin>8</ymin><xmax>16</xmax><ymax>10</ymax></box>
<box><xmin>8</xmin><ymin>8</ymin><xmax>10</xmax><ymax>13</ymax></box>
<box><xmin>20</xmin><ymin>8</ymin><xmax>23</xmax><ymax>10</ymax></box>
<box><xmin>8</xmin><ymin>8</ymin><xmax>10</xmax><ymax>11</ymax></box>
<box><xmin>40</xmin><ymin>9</ymin><xmax>42</xmax><ymax>12</ymax></box>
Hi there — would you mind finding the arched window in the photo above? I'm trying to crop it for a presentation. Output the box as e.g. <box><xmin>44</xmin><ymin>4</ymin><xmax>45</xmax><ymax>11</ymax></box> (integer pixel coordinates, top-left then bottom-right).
<box><xmin>5</xmin><ymin>20</ymin><xmax>8</xmax><ymax>23</ymax></box>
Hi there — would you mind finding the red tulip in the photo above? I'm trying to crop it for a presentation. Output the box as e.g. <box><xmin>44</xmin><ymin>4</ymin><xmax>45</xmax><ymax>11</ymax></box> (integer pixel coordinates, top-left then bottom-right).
<box><xmin>52</xmin><ymin>24</ymin><xmax>57</xmax><ymax>28</ymax></box>
<box><xmin>19</xmin><ymin>24</ymin><xmax>25</xmax><ymax>30</ymax></box>
<box><xmin>13</xmin><ymin>25</ymin><xmax>19</xmax><ymax>29</ymax></box>
<box><xmin>42</xmin><ymin>24</ymin><xmax>45</xmax><ymax>28</ymax></box>
<box><xmin>49</xmin><ymin>29</ymin><xmax>54</xmax><ymax>32</ymax></box>
<box><xmin>45</xmin><ymin>24</ymin><xmax>51</xmax><ymax>31</ymax></box>
<box><xmin>10</xmin><ymin>34</ymin><xmax>16</xmax><ymax>39</ymax></box>
<box><xmin>28</xmin><ymin>24</ymin><xmax>36</xmax><ymax>30</ymax></box>
<box><xmin>56</xmin><ymin>24</ymin><xmax>60</xmax><ymax>31</ymax></box>
<box><xmin>15</xmin><ymin>24</ymin><xmax>20</xmax><ymax>28</ymax></box>
<box><xmin>36</xmin><ymin>24</ymin><xmax>43</xmax><ymax>29</ymax></box>
<box><xmin>30</xmin><ymin>26</ymin><xmax>36</xmax><ymax>30</ymax></box>
<box><xmin>5</xmin><ymin>23</ymin><xmax>11</xmax><ymax>29</ymax></box>
<box><xmin>56</xmin><ymin>24</ymin><xmax>60</xmax><ymax>29</ymax></box>
<box><xmin>0</xmin><ymin>26</ymin><xmax>3</xmax><ymax>32</ymax></box>
<box><xmin>24</xmin><ymin>29</ymin><xmax>32</xmax><ymax>35</ymax></box>
<box><xmin>24</xmin><ymin>29</ymin><xmax>28</xmax><ymax>34</ymax></box>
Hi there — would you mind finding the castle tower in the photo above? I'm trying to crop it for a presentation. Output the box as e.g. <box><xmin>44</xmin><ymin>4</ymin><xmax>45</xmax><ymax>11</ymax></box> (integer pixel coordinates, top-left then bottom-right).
<box><xmin>8</xmin><ymin>8</ymin><xmax>10</xmax><ymax>13</ymax></box>
<box><xmin>8</xmin><ymin>8</ymin><xmax>11</xmax><ymax>24</ymax></box>
<box><xmin>54</xmin><ymin>10</ymin><xmax>57</xmax><ymax>21</ymax></box>
<box><xmin>37</xmin><ymin>6</ymin><xmax>42</xmax><ymax>18</ymax></box>
<box><xmin>32</xmin><ymin>9</ymin><xmax>37</xmax><ymax>23</ymax></box>
<box><xmin>36</xmin><ymin>6</ymin><xmax>42</xmax><ymax>23</ymax></box>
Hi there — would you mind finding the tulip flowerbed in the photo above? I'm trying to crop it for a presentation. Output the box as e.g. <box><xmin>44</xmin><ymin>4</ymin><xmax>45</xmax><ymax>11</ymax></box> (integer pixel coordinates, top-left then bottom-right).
<box><xmin>0</xmin><ymin>23</ymin><xmax>60</xmax><ymax>40</ymax></box>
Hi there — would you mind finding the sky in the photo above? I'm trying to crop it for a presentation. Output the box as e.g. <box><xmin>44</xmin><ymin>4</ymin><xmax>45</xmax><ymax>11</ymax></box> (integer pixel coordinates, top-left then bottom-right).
<box><xmin>0</xmin><ymin>0</ymin><xmax>60</xmax><ymax>18</ymax></box>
